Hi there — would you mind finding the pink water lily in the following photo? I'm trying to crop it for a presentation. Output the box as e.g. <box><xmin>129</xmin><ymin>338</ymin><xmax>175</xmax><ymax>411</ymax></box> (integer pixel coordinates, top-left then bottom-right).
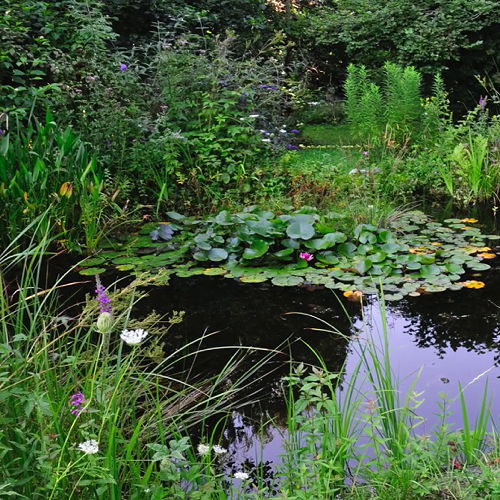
<box><xmin>299</xmin><ymin>252</ymin><xmax>313</xmax><ymax>262</ymax></box>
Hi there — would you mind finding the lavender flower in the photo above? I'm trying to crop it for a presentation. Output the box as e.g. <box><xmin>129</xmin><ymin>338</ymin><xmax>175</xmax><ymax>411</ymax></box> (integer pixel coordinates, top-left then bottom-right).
<box><xmin>95</xmin><ymin>276</ymin><xmax>112</xmax><ymax>314</ymax></box>
<box><xmin>69</xmin><ymin>392</ymin><xmax>86</xmax><ymax>415</ymax></box>
<box><xmin>119</xmin><ymin>63</ymin><xmax>128</xmax><ymax>71</ymax></box>
<box><xmin>258</xmin><ymin>84</ymin><xmax>278</xmax><ymax>91</ymax></box>
<box><xmin>290</xmin><ymin>129</ymin><xmax>300</xmax><ymax>134</ymax></box>
<box><xmin>286</xmin><ymin>144</ymin><xmax>299</xmax><ymax>150</ymax></box>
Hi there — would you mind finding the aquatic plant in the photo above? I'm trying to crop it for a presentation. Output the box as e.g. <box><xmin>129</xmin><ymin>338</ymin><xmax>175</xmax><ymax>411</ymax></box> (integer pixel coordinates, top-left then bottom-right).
<box><xmin>79</xmin><ymin>208</ymin><xmax>499</xmax><ymax>300</ymax></box>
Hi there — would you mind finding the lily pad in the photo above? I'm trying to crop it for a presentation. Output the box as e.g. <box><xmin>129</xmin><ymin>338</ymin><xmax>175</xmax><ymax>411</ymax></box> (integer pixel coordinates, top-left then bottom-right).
<box><xmin>271</xmin><ymin>275</ymin><xmax>304</xmax><ymax>287</ymax></box>
<box><xmin>79</xmin><ymin>267</ymin><xmax>106</xmax><ymax>276</ymax></box>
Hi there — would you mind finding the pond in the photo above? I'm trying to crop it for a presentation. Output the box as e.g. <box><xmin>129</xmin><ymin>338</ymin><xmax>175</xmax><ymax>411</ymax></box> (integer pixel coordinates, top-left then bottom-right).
<box><xmin>131</xmin><ymin>263</ymin><xmax>500</xmax><ymax>473</ymax></box>
<box><xmin>54</xmin><ymin>205</ymin><xmax>500</xmax><ymax>481</ymax></box>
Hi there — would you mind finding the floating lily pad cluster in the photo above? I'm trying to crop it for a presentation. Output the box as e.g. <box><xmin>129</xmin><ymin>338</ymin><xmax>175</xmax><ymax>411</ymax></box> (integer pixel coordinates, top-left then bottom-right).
<box><xmin>78</xmin><ymin>208</ymin><xmax>499</xmax><ymax>300</ymax></box>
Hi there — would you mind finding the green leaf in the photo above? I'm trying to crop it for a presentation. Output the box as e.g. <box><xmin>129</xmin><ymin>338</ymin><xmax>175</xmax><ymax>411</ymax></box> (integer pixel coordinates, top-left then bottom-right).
<box><xmin>419</xmin><ymin>264</ymin><xmax>441</xmax><ymax>277</ymax></box>
<box><xmin>353</xmin><ymin>258</ymin><xmax>372</xmax><ymax>274</ymax></box>
<box><xmin>166</xmin><ymin>211</ymin><xmax>186</xmax><ymax>221</ymax></box>
<box><xmin>271</xmin><ymin>275</ymin><xmax>304</xmax><ymax>286</ymax></box>
<box><xmin>369</xmin><ymin>252</ymin><xmax>387</xmax><ymax>263</ymax></box>
<box><xmin>208</xmin><ymin>248</ymin><xmax>228</xmax><ymax>262</ymax></box>
<box><xmin>79</xmin><ymin>267</ymin><xmax>106</xmax><ymax>276</ymax></box>
<box><xmin>274</xmin><ymin>248</ymin><xmax>294</xmax><ymax>259</ymax></box>
<box><xmin>381</xmin><ymin>242</ymin><xmax>401</xmax><ymax>254</ymax></box>
<box><xmin>243</xmin><ymin>239</ymin><xmax>270</xmax><ymax>259</ymax></box>
<box><xmin>316</xmin><ymin>251</ymin><xmax>340</xmax><ymax>265</ymax></box>
<box><xmin>214</xmin><ymin>210</ymin><xmax>234</xmax><ymax>225</ymax></box>
<box><xmin>286</xmin><ymin>221</ymin><xmax>315</xmax><ymax>240</ymax></box>
<box><xmin>306</xmin><ymin>232</ymin><xmax>346</xmax><ymax>250</ymax></box>
<box><xmin>337</xmin><ymin>242</ymin><xmax>357</xmax><ymax>256</ymax></box>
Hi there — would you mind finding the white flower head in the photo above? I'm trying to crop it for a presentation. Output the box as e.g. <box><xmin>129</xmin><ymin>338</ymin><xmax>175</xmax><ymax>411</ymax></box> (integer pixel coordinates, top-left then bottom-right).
<box><xmin>234</xmin><ymin>471</ymin><xmax>249</xmax><ymax>480</ymax></box>
<box><xmin>197</xmin><ymin>443</ymin><xmax>210</xmax><ymax>456</ymax></box>
<box><xmin>279</xmin><ymin>129</ymin><xmax>287</xmax><ymax>133</ymax></box>
<box><xmin>120</xmin><ymin>328</ymin><xmax>148</xmax><ymax>345</ymax></box>
<box><xmin>248</xmin><ymin>114</ymin><xmax>260</xmax><ymax>118</ymax></box>
<box><xmin>78</xmin><ymin>439</ymin><xmax>99</xmax><ymax>454</ymax></box>
<box><xmin>261</xmin><ymin>138</ymin><xmax>271</xmax><ymax>143</ymax></box>
<box><xmin>212</xmin><ymin>445</ymin><xmax>227</xmax><ymax>454</ymax></box>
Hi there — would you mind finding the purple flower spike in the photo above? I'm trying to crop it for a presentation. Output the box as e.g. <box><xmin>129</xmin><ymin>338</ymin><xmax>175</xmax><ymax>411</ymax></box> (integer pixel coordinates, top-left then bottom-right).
<box><xmin>95</xmin><ymin>276</ymin><xmax>112</xmax><ymax>314</ymax></box>
<box><xmin>286</xmin><ymin>144</ymin><xmax>299</xmax><ymax>150</ymax></box>
<box><xmin>119</xmin><ymin>63</ymin><xmax>128</xmax><ymax>71</ymax></box>
<box><xmin>69</xmin><ymin>392</ymin><xmax>86</xmax><ymax>416</ymax></box>
<box><xmin>479</xmin><ymin>96</ymin><xmax>486</xmax><ymax>111</ymax></box>
<box><xmin>290</xmin><ymin>129</ymin><xmax>300</xmax><ymax>134</ymax></box>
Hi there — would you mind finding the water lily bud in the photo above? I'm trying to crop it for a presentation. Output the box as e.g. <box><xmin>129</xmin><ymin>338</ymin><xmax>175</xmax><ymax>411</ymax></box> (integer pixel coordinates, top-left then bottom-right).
<box><xmin>97</xmin><ymin>312</ymin><xmax>113</xmax><ymax>334</ymax></box>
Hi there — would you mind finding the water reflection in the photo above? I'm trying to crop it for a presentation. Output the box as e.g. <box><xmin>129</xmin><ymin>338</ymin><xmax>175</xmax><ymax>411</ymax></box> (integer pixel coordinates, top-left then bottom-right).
<box><xmin>136</xmin><ymin>274</ymin><xmax>500</xmax><ymax>467</ymax></box>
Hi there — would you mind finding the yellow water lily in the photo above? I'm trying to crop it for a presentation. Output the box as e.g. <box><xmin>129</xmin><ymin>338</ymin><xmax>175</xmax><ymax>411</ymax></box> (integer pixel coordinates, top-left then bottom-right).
<box><xmin>477</xmin><ymin>252</ymin><xmax>496</xmax><ymax>259</ymax></box>
<box><xmin>461</xmin><ymin>218</ymin><xmax>478</xmax><ymax>223</ymax></box>
<box><xmin>459</xmin><ymin>280</ymin><xmax>485</xmax><ymax>289</ymax></box>
<box><xmin>343</xmin><ymin>290</ymin><xmax>363</xmax><ymax>302</ymax></box>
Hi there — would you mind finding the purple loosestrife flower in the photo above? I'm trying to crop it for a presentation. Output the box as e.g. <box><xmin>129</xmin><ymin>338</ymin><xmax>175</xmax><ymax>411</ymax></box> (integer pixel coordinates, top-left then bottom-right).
<box><xmin>290</xmin><ymin>129</ymin><xmax>300</xmax><ymax>134</ymax></box>
<box><xmin>119</xmin><ymin>63</ymin><xmax>128</xmax><ymax>71</ymax></box>
<box><xmin>69</xmin><ymin>392</ymin><xmax>86</xmax><ymax>415</ymax></box>
<box><xmin>286</xmin><ymin>144</ymin><xmax>299</xmax><ymax>150</ymax></box>
<box><xmin>95</xmin><ymin>276</ymin><xmax>112</xmax><ymax>313</ymax></box>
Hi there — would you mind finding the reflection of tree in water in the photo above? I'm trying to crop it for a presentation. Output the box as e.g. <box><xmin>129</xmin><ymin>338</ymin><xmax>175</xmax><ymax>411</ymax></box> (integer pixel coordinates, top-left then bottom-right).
<box><xmin>140</xmin><ymin>276</ymin><xmax>353</xmax><ymax>384</ymax></box>
<box><xmin>390</xmin><ymin>271</ymin><xmax>500</xmax><ymax>364</ymax></box>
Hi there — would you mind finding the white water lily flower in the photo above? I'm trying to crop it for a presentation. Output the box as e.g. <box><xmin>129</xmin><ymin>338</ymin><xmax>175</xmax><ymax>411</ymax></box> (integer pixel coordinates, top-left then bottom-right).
<box><xmin>120</xmin><ymin>328</ymin><xmax>148</xmax><ymax>345</ymax></box>
<box><xmin>78</xmin><ymin>439</ymin><xmax>99</xmax><ymax>454</ymax></box>
<box><xmin>197</xmin><ymin>443</ymin><xmax>210</xmax><ymax>456</ymax></box>
<box><xmin>212</xmin><ymin>445</ymin><xmax>227</xmax><ymax>454</ymax></box>
<box><xmin>234</xmin><ymin>471</ymin><xmax>249</xmax><ymax>480</ymax></box>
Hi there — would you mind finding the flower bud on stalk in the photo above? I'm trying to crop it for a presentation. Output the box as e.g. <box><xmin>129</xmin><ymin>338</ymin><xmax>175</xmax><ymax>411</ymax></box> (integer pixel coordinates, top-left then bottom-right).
<box><xmin>97</xmin><ymin>311</ymin><xmax>113</xmax><ymax>334</ymax></box>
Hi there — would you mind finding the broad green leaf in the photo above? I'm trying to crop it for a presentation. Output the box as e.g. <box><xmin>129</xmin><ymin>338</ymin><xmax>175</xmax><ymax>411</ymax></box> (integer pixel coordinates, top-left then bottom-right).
<box><xmin>208</xmin><ymin>248</ymin><xmax>228</xmax><ymax>262</ymax></box>
<box><xmin>286</xmin><ymin>221</ymin><xmax>315</xmax><ymax>240</ymax></box>
<box><xmin>242</xmin><ymin>239</ymin><xmax>270</xmax><ymax>259</ymax></box>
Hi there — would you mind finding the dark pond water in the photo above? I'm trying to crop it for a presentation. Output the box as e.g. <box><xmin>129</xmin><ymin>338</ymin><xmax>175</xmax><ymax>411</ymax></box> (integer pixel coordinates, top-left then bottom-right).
<box><xmin>134</xmin><ymin>261</ymin><xmax>500</xmax><ymax>470</ymax></box>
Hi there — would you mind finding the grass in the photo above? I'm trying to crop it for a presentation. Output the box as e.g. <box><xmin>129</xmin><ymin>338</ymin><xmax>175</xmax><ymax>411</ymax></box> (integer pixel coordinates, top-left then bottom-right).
<box><xmin>300</xmin><ymin>124</ymin><xmax>356</xmax><ymax>146</ymax></box>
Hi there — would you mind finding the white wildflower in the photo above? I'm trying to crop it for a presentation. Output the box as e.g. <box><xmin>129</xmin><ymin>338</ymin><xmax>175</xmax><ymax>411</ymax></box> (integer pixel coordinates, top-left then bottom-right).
<box><xmin>308</xmin><ymin>101</ymin><xmax>319</xmax><ymax>106</ymax></box>
<box><xmin>279</xmin><ymin>129</ymin><xmax>287</xmax><ymax>133</ymax></box>
<box><xmin>261</xmin><ymin>138</ymin><xmax>271</xmax><ymax>143</ymax></box>
<box><xmin>249</xmin><ymin>114</ymin><xmax>260</xmax><ymax>118</ymax></box>
<box><xmin>212</xmin><ymin>445</ymin><xmax>227</xmax><ymax>454</ymax></box>
<box><xmin>78</xmin><ymin>439</ymin><xmax>99</xmax><ymax>454</ymax></box>
<box><xmin>120</xmin><ymin>328</ymin><xmax>148</xmax><ymax>345</ymax></box>
<box><xmin>197</xmin><ymin>443</ymin><xmax>210</xmax><ymax>456</ymax></box>
<box><xmin>234</xmin><ymin>471</ymin><xmax>249</xmax><ymax>480</ymax></box>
